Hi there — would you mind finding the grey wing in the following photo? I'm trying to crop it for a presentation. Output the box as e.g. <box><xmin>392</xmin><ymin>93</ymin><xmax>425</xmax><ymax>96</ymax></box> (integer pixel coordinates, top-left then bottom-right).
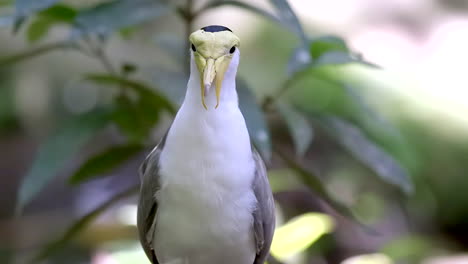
<box><xmin>137</xmin><ymin>135</ymin><xmax>167</xmax><ymax>264</ymax></box>
<box><xmin>252</xmin><ymin>148</ymin><xmax>276</xmax><ymax>264</ymax></box>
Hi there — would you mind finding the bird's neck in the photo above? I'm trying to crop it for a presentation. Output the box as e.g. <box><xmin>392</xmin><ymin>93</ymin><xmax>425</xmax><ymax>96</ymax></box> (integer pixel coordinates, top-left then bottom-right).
<box><xmin>161</xmin><ymin>55</ymin><xmax>253</xmax><ymax>189</ymax></box>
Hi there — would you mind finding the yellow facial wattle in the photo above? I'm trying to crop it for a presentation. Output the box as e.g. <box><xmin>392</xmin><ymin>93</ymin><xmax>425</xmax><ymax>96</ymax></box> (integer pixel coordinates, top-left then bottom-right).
<box><xmin>189</xmin><ymin>28</ymin><xmax>240</xmax><ymax>109</ymax></box>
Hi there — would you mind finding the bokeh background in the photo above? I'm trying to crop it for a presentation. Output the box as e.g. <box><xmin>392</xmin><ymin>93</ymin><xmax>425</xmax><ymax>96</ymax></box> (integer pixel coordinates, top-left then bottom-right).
<box><xmin>1</xmin><ymin>0</ymin><xmax>467</xmax><ymax>263</ymax></box>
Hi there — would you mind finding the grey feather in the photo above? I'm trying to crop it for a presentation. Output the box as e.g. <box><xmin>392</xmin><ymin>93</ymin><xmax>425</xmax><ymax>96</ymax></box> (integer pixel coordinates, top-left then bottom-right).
<box><xmin>137</xmin><ymin>136</ymin><xmax>275</xmax><ymax>264</ymax></box>
<box><xmin>252</xmin><ymin>148</ymin><xmax>276</xmax><ymax>264</ymax></box>
<box><xmin>137</xmin><ymin>134</ymin><xmax>168</xmax><ymax>264</ymax></box>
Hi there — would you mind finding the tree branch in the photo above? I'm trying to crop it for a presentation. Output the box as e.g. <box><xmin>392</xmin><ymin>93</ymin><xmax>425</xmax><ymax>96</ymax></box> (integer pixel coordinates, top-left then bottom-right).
<box><xmin>0</xmin><ymin>41</ymin><xmax>74</xmax><ymax>66</ymax></box>
<box><xmin>261</xmin><ymin>69</ymin><xmax>309</xmax><ymax>111</ymax></box>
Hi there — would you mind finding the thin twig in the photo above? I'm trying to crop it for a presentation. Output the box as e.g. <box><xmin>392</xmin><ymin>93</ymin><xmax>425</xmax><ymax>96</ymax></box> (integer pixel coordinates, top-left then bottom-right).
<box><xmin>261</xmin><ymin>69</ymin><xmax>309</xmax><ymax>111</ymax></box>
<box><xmin>75</xmin><ymin>35</ymin><xmax>128</xmax><ymax>95</ymax></box>
<box><xmin>0</xmin><ymin>41</ymin><xmax>73</xmax><ymax>66</ymax></box>
<box><xmin>82</xmin><ymin>35</ymin><xmax>118</xmax><ymax>75</ymax></box>
<box><xmin>95</xmin><ymin>46</ymin><xmax>117</xmax><ymax>75</ymax></box>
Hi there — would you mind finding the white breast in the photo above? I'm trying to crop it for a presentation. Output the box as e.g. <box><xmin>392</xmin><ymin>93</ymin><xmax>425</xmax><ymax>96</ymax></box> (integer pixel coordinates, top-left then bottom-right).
<box><xmin>154</xmin><ymin>101</ymin><xmax>257</xmax><ymax>264</ymax></box>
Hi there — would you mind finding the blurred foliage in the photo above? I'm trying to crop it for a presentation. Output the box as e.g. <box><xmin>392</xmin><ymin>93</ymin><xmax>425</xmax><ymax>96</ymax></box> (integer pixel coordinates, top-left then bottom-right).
<box><xmin>33</xmin><ymin>186</ymin><xmax>137</xmax><ymax>262</ymax></box>
<box><xmin>0</xmin><ymin>69</ymin><xmax>18</xmax><ymax>132</ymax></box>
<box><xmin>381</xmin><ymin>235</ymin><xmax>438</xmax><ymax>263</ymax></box>
<box><xmin>16</xmin><ymin>109</ymin><xmax>111</xmax><ymax>214</ymax></box>
<box><xmin>2</xmin><ymin>0</ymin><xmax>467</xmax><ymax>263</ymax></box>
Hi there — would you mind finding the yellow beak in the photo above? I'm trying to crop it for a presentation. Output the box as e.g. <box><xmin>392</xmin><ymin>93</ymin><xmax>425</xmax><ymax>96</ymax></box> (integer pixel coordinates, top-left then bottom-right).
<box><xmin>195</xmin><ymin>54</ymin><xmax>230</xmax><ymax>109</ymax></box>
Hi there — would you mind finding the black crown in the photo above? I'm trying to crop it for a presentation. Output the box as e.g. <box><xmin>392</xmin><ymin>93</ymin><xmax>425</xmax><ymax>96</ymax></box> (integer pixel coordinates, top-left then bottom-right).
<box><xmin>201</xmin><ymin>25</ymin><xmax>232</xmax><ymax>33</ymax></box>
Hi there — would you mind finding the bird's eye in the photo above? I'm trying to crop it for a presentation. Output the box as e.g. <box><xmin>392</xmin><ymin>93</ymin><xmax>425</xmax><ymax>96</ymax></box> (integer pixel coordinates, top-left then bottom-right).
<box><xmin>229</xmin><ymin>46</ymin><xmax>236</xmax><ymax>54</ymax></box>
<box><xmin>191</xmin><ymin>44</ymin><xmax>196</xmax><ymax>52</ymax></box>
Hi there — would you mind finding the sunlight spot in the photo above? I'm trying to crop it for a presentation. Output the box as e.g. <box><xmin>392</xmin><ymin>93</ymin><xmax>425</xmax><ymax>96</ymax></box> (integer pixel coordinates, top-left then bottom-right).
<box><xmin>116</xmin><ymin>204</ymin><xmax>138</xmax><ymax>226</ymax></box>
<box><xmin>341</xmin><ymin>253</ymin><xmax>393</xmax><ymax>264</ymax></box>
<box><xmin>270</xmin><ymin>213</ymin><xmax>334</xmax><ymax>261</ymax></box>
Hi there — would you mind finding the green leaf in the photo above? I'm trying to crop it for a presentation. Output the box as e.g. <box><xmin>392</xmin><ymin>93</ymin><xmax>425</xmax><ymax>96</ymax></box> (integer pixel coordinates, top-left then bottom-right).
<box><xmin>314</xmin><ymin>51</ymin><xmax>378</xmax><ymax>68</ymax></box>
<box><xmin>268</xmin><ymin>169</ymin><xmax>303</xmax><ymax>193</ymax></box>
<box><xmin>119</xmin><ymin>26</ymin><xmax>139</xmax><ymax>39</ymax></box>
<box><xmin>33</xmin><ymin>186</ymin><xmax>138</xmax><ymax>261</ymax></box>
<box><xmin>85</xmin><ymin>74</ymin><xmax>175</xmax><ymax>114</ymax></box>
<box><xmin>341</xmin><ymin>83</ymin><xmax>415</xmax><ymax>173</ymax></box>
<box><xmin>237</xmin><ymin>78</ymin><xmax>272</xmax><ymax>161</ymax></box>
<box><xmin>38</xmin><ymin>4</ymin><xmax>76</xmax><ymax>22</ymax></box>
<box><xmin>288</xmin><ymin>38</ymin><xmax>374</xmax><ymax>77</ymax></box>
<box><xmin>121</xmin><ymin>63</ymin><xmax>137</xmax><ymax>75</ymax></box>
<box><xmin>26</xmin><ymin>17</ymin><xmax>53</xmax><ymax>43</ymax></box>
<box><xmin>308</xmin><ymin>36</ymin><xmax>378</xmax><ymax>67</ymax></box>
<box><xmin>16</xmin><ymin>109</ymin><xmax>111</xmax><ymax>214</ymax></box>
<box><xmin>310</xmin><ymin>35</ymin><xmax>348</xmax><ymax>60</ymax></box>
<box><xmin>342</xmin><ymin>83</ymin><xmax>402</xmax><ymax>140</ymax></box>
<box><xmin>111</xmin><ymin>95</ymin><xmax>159</xmax><ymax>142</ymax></box>
<box><xmin>26</xmin><ymin>3</ymin><xmax>77</xmax><ymax>41</ymax></box>
<box><xmin>315</xmin><ymin>115</ymin><xmax>413</xmax><ymax>194</ymax></box>
<box><xmin>0</xmin><ymin>0</ymin><xmax>14</xmax><ymax>6</ymax></box>
<box><xmin>284</xmin><ymin>72</ymin><xmax>411</xmax><ymax>175</ymax></box>
<box><xmin>269</xmin><ymin>0</ymin><xmax>307</xmax><ymax>44</ymax></box>
<box><xmin>13</xmin><ymin>0</ymin><xmax>58</xmax><ymax>31</ymax></box>
<box><xmin>85</xmin><ymin>74</ymin><xmax>175</xmax><ymax>142</ymax></box>
<box><xmin>381</xmin><ymin>235</ymin><xmax>434</xmax><ymax>262</ymax></box>
<box><xmin>277</xmin><ymin>103</ymin><xmax>313</xmax><ymax>156</ymax></box>
<box><xmin>69</xmin><ymin>144</ymin><xmax>144</xmax><ymax>185</ymax></box>
<box><xmin>72</xmin><ymin>0</ymin><xmax>170</xmax><ymax>38</ymax></box>
<box><xmin>314</xmin><ymin>51</ymin><xmax>360</xmax><ymax>66</ymax></box>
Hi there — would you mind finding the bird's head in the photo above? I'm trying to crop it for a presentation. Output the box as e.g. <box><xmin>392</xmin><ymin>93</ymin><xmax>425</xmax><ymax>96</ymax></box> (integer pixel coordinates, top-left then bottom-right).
<box><xmin>189</xmin><ymin>25</ymin><xmax>240</xmax><ymax>109</ymax></box>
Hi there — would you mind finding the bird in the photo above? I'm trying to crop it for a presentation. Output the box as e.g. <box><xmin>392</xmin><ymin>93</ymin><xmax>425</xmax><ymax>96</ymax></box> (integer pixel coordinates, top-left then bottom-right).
<box><xmin>137</xmin><ymin>25</ymin><xmax>276</xmax><ymax>264</ymax></box>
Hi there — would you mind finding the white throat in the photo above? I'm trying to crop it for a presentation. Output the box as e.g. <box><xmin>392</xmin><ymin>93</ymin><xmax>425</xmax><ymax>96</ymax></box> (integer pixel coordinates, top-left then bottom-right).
<box><xmin>160</xmin><ymin>49</ymin><xmax>252</xmax><ymax>187</ymax></box>
<box><xmin>154</xmin><ymin>49</ymin><xmax>256</xmax><ymax>264</ymax></box>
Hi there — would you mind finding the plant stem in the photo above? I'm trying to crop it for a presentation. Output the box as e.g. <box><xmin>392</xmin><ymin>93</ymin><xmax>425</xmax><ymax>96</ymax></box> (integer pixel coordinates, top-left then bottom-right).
<box><xmin>95</xmin><ymin>45</ymin><xmax>117</xmax><ymax>75</ymax></box>
<box><xmin>0</xmin><ymin>41</ymin><xmax>73</xmax><ymax>66</ymax></box>
<box><xmin>82</xmin><ymin>36</ymin><xmax>118</xmax><ymax>75</ymax></box>
<box><xmin>261</xmin><ymin>69</ymin><xmax>307</xmax><ymax>111</ymax></box>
